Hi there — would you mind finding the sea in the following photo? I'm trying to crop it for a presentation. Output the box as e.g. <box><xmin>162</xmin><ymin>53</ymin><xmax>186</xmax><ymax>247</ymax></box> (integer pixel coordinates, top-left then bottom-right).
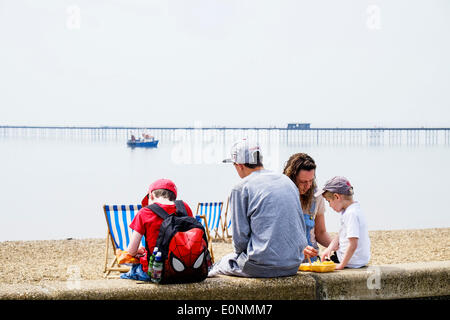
<box><xmin>1</xmin><ymin>127</ymin><xmax>449</xmax><ymax>241</ymax></box>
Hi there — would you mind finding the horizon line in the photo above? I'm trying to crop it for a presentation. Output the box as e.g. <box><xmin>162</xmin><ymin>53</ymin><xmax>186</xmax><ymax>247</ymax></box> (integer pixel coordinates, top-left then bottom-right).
<box><xmin>1</xmin><ymin>124</ymin><xmax>450</xmax><ymax>130</ymax></box>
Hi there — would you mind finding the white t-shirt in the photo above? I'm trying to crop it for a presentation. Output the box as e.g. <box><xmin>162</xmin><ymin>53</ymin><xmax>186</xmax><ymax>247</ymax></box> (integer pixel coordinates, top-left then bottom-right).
<box><xmin>337</xmin><ymin>202</ymin><xmax>371</xmax><ymax>268</ymax></box>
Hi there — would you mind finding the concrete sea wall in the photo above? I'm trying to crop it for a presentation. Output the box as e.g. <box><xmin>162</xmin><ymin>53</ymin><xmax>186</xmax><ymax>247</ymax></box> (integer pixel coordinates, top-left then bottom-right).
<box><xmin>1</xmin><ymin>261</ymin><xmax>448</xmax><ymax>300</ymax></box>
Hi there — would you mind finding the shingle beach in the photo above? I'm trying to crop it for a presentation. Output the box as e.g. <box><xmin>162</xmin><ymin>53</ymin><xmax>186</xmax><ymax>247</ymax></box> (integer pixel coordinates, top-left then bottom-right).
<box><xmin>0</xmin><ymin>228</ymin><xmax>449</xmax><ymax>285</ymax></box>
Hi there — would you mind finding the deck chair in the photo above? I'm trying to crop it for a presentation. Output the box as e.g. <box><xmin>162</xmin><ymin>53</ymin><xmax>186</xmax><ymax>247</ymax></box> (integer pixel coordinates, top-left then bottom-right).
<box><xmin>195</xmin><ymin>202</ymin><xmax>226</xmax><ymax>263</ymax></box>
<box><xmin>103</xmin><ymin>204</ymin><xmax>145</xmax><ymax>278</ymax></box>
<box><xmin>220</xmin><ymin>196</ymin><xmax>232</xmax><ymax>240</ymax></box>
<box><xmin>196</xmin><ymin>202</ymin><xmax>224</xmax><ymax>239</ymax></box>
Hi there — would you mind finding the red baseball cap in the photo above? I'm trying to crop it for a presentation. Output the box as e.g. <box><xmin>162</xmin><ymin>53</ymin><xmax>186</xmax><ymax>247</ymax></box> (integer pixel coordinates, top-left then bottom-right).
<box><xmin>141</xmin><ymin>179</ymin><xmax>178</xmax><ymax>206</ymax></box>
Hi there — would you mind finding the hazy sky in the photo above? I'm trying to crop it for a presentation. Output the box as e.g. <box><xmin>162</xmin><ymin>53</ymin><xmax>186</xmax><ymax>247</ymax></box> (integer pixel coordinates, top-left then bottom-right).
<box><xmin>0</xmin><ymin>0</ymin><xmax>449</xmax><ymax>128</ymax></box>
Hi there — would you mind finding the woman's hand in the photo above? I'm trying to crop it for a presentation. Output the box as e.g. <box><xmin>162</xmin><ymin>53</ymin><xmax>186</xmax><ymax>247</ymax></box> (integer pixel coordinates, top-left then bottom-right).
<box><xmin>303</xmin><ymin>245</ymin><xmax>318</xmax><ymax>258</ymax></box>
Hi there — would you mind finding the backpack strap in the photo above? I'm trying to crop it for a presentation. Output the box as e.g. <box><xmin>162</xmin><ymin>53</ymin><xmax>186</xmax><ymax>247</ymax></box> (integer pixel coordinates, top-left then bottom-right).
<box><xmin>174</xmin><ymin>200</ymin><xmax>187</xmax><ymax>217</ymax></box>
<box><xmin>148</xmin><ymin>203</ymin><xmax>170</xmax><ymax>220</ymax></box>
<box><xmin>148</xmin><ymin>200</ymin><xmax>187</xmax><ymax>219</ymax></box>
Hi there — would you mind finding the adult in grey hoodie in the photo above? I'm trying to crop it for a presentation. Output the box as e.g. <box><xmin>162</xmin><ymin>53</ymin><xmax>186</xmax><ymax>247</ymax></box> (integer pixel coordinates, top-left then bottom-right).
<box><xmin>208</xmin><ymin>139</ymin><xmax>308</xmax><ymax>278</ymax></box>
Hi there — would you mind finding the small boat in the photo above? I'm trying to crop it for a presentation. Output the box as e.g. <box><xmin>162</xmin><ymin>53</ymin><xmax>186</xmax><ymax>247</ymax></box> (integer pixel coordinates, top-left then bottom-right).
<box><xmin>127</xmin><ymin>133</ymin><xmax>159</xmax><ymax>148</ymax></box>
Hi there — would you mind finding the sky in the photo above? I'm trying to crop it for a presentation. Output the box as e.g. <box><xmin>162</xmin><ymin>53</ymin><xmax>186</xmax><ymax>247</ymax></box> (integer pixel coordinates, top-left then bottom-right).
<box><xmin>0</xmin><ymin>0</ymin><xmax>449</xmax><ymax>128</ymax></box>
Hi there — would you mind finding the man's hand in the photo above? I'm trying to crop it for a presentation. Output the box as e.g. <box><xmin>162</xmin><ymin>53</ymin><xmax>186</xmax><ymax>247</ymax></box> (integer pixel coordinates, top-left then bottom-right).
<box><xmin>303</xmin><ymin>245</ymin><xmax>318</xmax><ymax>258</ymax></box>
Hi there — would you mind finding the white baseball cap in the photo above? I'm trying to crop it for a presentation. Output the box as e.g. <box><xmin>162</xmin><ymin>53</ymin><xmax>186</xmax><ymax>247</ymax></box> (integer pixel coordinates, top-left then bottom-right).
<box><xmin>222</xmin><ymin>138</ymin><xmax>263</xmax><ymax>165</ymax></box>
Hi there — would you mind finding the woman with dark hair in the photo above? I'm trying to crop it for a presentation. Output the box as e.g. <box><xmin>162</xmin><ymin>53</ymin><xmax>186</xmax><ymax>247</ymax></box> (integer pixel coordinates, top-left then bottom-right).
<box><xmin>283</xmin><ymin>153</ymin><xmax>332</xmax><ymax>262</ymax></box>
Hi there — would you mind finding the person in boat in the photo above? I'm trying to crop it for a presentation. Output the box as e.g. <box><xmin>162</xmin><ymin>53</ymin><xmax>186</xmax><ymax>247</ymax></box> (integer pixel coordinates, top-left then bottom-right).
<box><xmin>283</xmin><ymin>153</ymin><xmax>332</xmax><ymax>263</ymax></box>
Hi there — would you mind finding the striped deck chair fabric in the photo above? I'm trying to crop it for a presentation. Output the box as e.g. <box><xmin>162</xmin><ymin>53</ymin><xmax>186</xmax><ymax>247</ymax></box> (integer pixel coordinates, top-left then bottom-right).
<box><xmin>196</xmin><ymin>202</ymin><xmax>223</xmax><ymax>239</ymax></box>
<box><xmin>103</xmin><ymin>204</ymin><xmax>145</xmax><ymax>277</ymax></box>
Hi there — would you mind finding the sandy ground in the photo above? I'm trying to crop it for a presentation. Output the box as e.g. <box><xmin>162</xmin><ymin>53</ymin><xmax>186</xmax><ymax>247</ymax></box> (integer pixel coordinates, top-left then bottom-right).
<box><xmin>0</xmin><ymin>228</ymin><xmax>449</xmax><ymax>285</ymax></box>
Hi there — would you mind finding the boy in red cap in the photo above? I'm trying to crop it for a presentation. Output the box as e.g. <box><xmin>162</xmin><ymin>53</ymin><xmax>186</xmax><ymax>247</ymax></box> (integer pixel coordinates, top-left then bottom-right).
<box><xmin>126</xmin><ymin>179</ymin><xmax>194</xmax><ymax>259</ymax></box>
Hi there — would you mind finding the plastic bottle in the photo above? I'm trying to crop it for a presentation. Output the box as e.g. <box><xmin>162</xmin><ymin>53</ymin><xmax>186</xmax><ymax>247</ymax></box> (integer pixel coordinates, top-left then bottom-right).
<box><xmin>151</xmin><ymin>252</ymin><xmax>163</xmax><ymax>283</ymax></box>
<box><xmin>148</xmin><ymin>247</ymin><xmax>159</xmax><ymax>278</ymax></box>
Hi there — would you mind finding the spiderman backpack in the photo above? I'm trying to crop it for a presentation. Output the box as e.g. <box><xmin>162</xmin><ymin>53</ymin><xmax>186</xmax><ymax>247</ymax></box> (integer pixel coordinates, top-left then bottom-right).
<box><xmin>147</xmin><ymin>200</ymin><xmax>212</xmax><ymax>284</ymax></box>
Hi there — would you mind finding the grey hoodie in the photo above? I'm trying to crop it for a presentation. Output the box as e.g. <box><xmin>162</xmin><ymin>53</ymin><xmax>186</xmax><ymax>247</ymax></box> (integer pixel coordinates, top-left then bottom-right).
<box><xmin>229</xmin><ymin>169</ymin><xmax>307</xmax><ymax>277</ymax></box>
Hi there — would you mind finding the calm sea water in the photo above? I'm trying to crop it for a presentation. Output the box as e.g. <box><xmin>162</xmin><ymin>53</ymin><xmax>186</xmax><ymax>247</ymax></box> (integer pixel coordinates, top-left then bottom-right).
<box><xmin>1</xmin><ymin>130</ymin><xmax>449</xmax><ymax>241</ymax></box>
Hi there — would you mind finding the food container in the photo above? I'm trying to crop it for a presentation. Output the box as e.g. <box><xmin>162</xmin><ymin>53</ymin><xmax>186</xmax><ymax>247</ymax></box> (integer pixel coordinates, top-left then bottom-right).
<box><xmin>298</xmin><ymin>260</ymin><xmax>336</xmax><ymax>272</ymax></box>
<box><xmin>116</xmin><ymin>249</ymin><xmax>139</xmax><ymax>265</ymax></box>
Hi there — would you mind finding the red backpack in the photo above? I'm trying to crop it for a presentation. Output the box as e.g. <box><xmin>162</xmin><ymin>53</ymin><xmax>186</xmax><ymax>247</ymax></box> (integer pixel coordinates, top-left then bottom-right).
<box><xmin>147</xmin><ymin>201</ymin><xmax>212</xmax><ymax>284</ymax></box>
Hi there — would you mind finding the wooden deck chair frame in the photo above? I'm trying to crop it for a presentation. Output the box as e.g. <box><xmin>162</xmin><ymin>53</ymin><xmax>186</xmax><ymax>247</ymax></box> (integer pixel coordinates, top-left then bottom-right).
<box><xmin>220</xmin><ymin>196</ymin><xmax>232</xmax><ymax>241</ymax></box>
<box><xmin>103</xmin><ymin>204</ymin><xmax>144</xmax><ymax>278</ymax></box>
<box><xmin>195</xmin><ymin>203</ymin><xmax>222</xmax><ymax>263</ymax></box>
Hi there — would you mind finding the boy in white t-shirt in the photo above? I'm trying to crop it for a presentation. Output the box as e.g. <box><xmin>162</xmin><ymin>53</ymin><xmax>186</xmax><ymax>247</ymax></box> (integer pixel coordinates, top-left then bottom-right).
<box><xmin>316</xmin><ymin>176</ymin><xmax>370</xmax><ymax>270</ymax></box>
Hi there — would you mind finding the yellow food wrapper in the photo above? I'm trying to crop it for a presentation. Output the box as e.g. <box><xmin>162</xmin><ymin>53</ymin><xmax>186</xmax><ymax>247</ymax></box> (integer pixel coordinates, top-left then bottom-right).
<box><xmin>298</xmin><ymin>260</ymin><xmax>336</xmax><ymax>273</ymax></box>
<box><xmin>116</xmin><ymin>249</ymin><xmax>139</xmax><ymax>265</ymax></box>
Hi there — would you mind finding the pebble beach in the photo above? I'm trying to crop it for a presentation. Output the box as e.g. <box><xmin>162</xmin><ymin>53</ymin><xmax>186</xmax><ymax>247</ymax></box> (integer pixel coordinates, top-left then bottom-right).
<box><xmin>0</xmin><ymin>228</ymin><xmax>449</xmax><ymax>285</ymax></box>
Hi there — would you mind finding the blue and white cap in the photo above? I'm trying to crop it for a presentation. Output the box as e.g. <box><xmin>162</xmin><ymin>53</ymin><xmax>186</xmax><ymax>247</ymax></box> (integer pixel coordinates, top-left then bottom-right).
<box><xmin>314</xmin><ymin>176</ymin><xmax>354</xmax><ymax>197</ymax></box>
<box><xmin>222</xmin><ymin>138</ymin><xmax>262</xmax><ymax>165</ymax></box>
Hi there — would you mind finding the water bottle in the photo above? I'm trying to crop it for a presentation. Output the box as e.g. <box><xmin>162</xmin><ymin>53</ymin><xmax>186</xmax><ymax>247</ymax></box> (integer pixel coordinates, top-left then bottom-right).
<box><xmin>148</xmin><ymin>247</ymin><xmax>159</xmax><ymax>278</ymax></box>
<box><xmin>151</xmin><ymin>252</ymin><xmax>163</xmax><ymax>283</ymax></box>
